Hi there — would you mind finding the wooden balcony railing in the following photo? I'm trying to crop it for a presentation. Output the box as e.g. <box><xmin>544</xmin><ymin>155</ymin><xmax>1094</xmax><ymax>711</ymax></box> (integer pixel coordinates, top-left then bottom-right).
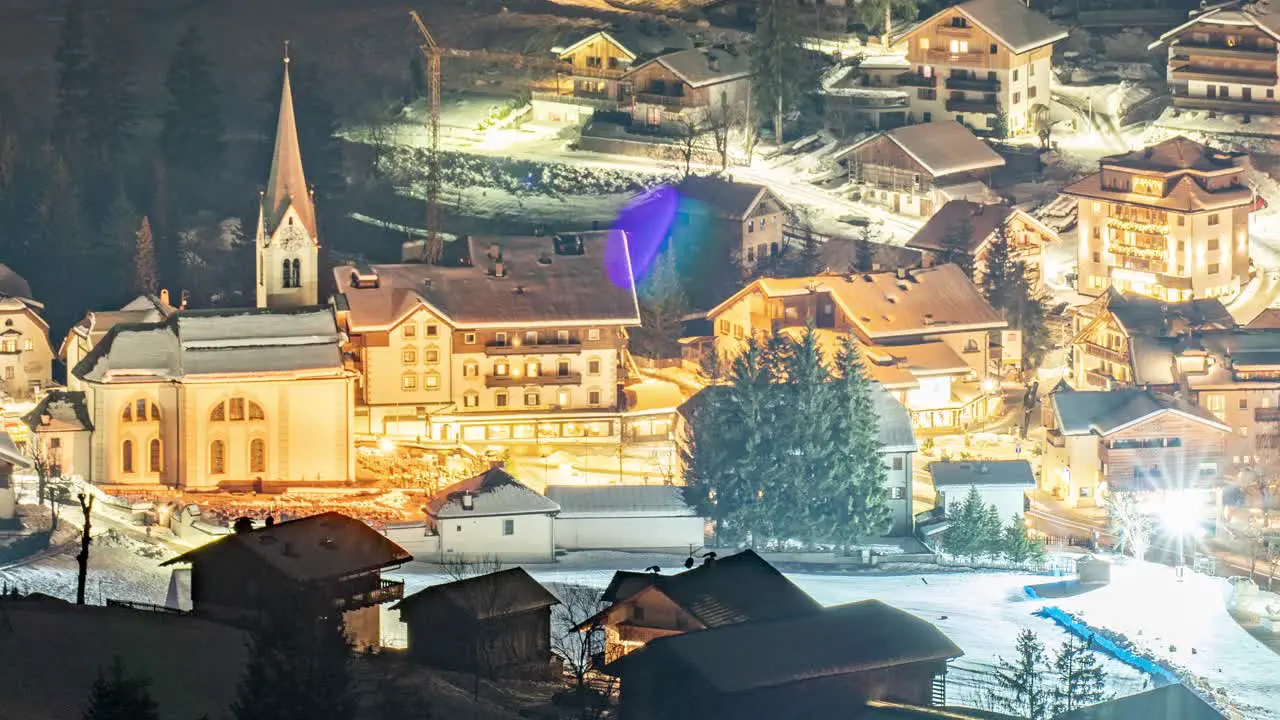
<box><xmin>486</xmin><ymin>341</ymin><xmax>582</xmax><ymax>356</ymax></box>
<box><xmin>333</xmin><ymin>578</ymin><xmax>404</xmax><ymax>612</ymax></box>
<box><xmin>896</xmin><ymin>72</ymin><xmax>937</xmax><ymax>88</ymax></box>
<box><xmin>571</xmin><ymin>65</ymin><xmax>626</xmax><ymax>80</ymax></box>
<box><xmin>635</xmin><ymin>92</ymin><xmax>700</xmax><ymax>108</ymax></box>
<box><xmin>945</xmin><ymin>75</ymin><xmax>999</xmax><ymax>92</ymax></box>
<box><xmin>1082</xmin><ymin>341</ymin><xmax>1129</xmax><ymax>365</ymax></box>
<box><xmin>486</xmin><ymin>371</ymin><xmax>582</xmax><ymax>388</ymax></box>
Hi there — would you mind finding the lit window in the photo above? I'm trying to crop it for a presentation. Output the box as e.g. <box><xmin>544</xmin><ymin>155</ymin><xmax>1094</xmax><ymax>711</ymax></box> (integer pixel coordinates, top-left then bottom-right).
<box><xmin>463</xmin><ymin>392</ymin><xmax>479</xmax><ymax>408</ymax></box>
<box><xmin>526</xmin><ymin>361</ymin><xmax>540</xmax><ymax>377</ymax></box>
<box><xmin>1240</xmin><ymin>426</ymin><xmax>1249</xmax><ymax>437</ymax></box>
<box><xmin>557</xmin><ymin>390</ymin><xmax>570</xmax><ymax>406</ymax></box>
<box><xmin>588</xmin><ymin>329</ymin><xmax>601</xmax><ymax>341</ymax></box>
<box><xmin>748</xmin><ymin>219</ymin><xmax>755</xmax><ymax>233</ymax></box>
<box><xmin>525</xmin><ymin>391</ymin><xmax>540</xmax><ymax>406</ymax></box>
<box><xmin>464</xmin><ymin>361</ymin><xmax>479</xmax><ymax>377</ymax></box>
<box><xmin>464</xmin><ymin>332</ymin><xmax>477</xmax><ymax>345</ymax></box>
<box><xmin>403</xmin><ymin>324</ymin><xmax>417</xmax><ymax>338</ymax></box>
<box><xmin>424</xmin><ymin>372</ymin><xmax>440</xmax><ymax>389</ymax></box>
<box><xmin>402</xmin><ymin>373</ymin><xmax>418</xmax><ymax>390</ymax></box>
<box><xmin>495</xmin><ymin>361</ymin><xmax>509</xmax><ymax>376</ymax></box>
<box><xmin>22</xmin><ymin>339</ymin><xmax>32</xmax><ymax>351</ymax></box>
<box><xmin>402</xmin><ymin>348</ymin><xmax>418</xmax><ymax>364</ymax></box>
<box><xmin>891</xmin><ymin>487</ymin><xmax>905</xmax><ymax>500</ymax></box>
<box><xmin>920</xmin><ymin>38</ymin><xmax>930</xmax><ymax>50</ymax></box>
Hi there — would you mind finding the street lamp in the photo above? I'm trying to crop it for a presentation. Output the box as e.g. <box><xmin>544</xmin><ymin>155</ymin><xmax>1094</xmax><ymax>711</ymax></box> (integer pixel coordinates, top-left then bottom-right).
<box><xmin>1159</xmin><ymin>490</ymin><xmax>1205</xmax><ymax>579</ymax></box>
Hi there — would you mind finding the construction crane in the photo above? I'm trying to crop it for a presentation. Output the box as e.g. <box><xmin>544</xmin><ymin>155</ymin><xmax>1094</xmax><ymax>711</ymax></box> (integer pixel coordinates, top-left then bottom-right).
<box><xmin>409</xmin><ymin>10</ymin><xmax>571</xmax><ymax>263</ymax></box>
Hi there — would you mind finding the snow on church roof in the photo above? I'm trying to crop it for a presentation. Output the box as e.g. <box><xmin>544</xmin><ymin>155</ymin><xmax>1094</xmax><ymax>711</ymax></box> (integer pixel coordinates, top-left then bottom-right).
<box><xmin>72</xmin><ymin>306</ymin><xmax>344</xmax><ymax>383</ymax></box>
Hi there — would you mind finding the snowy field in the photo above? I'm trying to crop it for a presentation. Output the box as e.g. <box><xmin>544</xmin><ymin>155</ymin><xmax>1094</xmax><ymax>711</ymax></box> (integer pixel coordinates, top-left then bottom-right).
<box><xmin>4</xmin><ymin>542</ymin><xmax>1276</xmax><ymax>718</ymax></box>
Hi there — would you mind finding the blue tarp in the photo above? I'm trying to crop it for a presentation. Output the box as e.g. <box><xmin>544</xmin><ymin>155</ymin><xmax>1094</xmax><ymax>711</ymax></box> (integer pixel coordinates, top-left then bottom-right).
<box><xmin>1032</xmin><ymin>604</ymin><xmax>1181</xmax><ymax>686</ymax></box>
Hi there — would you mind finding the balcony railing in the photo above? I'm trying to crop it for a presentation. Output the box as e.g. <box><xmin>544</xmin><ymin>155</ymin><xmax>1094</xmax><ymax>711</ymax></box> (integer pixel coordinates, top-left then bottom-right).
<box><xmin>1171</xmin><ymin>94</ymin><xmax>1280</xmax><ymax>115</ymax></box>
<box><xmin>924</xmin><ymin>48</ymin><xmax>991</xmax><ymax>68</ymax></box>
<box><xmin>531</xmin><ymin>91</ymin><xmax>621</xmax><ymax>111</ymax></box>
<box><xmin>896</xmin><ymin>72</ymin><xmax>937</xmax><ymax>88</ymax></box>
<box><xmin>571</xmin><ymin>64</ymin><xmax>626</xmax><ymax>80</ymax></box>
<box><xmin>486</xmin><ymin>371</ymin><xmax>582</xmax><ymax>388</ymax></box>
<box><xmin>635</xmin><ymin>92</ymin><xmax>700</xmax><ymax>108</ymax></box>
<box><xmin>945</xmin><ymin>96</ymin><xmax>997</xmax><ymax>113</ymax></box>
<box><xmin>945</xmin><ymin>75</ymin><xmax>999</xmax><ymax>92</ymax></box>
<box><xmin>1170</xmin><ymin>64</ymin><xmax>1278</xmax><ymax>85</ymax></box>
<box><xmin>1082</xmin><ymin>341</ymin><xmax>1129</xmax><ymax>365</ymax></box>
<box><xmin>1085</xmin><ymin>369</ymin><xmax>1117</xmax><ymax>388</ymax></box>
<box><xmin>1172</xmin><ymin>39</ymin><xmax>1277</xmax><ymax>61</ymax></box>
<box><xmin>486</xmin><ymin>341</ymin><xmax>582</xmax><ymax>356</ymax></box>
<box><xmin>333</xmin><ymin>578</ymin><xmax>404</xmax><ymax>612</ymax></box>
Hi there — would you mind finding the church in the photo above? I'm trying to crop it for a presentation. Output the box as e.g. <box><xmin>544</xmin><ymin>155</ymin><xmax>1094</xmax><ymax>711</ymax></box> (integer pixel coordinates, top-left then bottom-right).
<box><xmin>26</xmin><ymin>55</ymin><xmax>355</xmax><ymax>490</ymax></box>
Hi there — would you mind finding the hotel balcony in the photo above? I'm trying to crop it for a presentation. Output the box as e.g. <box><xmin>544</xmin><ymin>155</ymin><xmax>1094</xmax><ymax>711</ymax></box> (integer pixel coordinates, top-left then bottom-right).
<box><xmin>1172</xmin><ymin>39</ymin><xmax>1276</xmax><ymax>62</ymax></box>
<box><xmin>1170</xmin><ymin>64</ymin><xmax>1277</xmax><ymax>86</ymax></box>
<box><xmin>1082</xmin><ymin>341</ymin><xmax>1129</xmax><ymax>365</ymax></box>
<box><xmin>571</xmin><ymin>65</ymin><xmax>626</xmax><ymax>80</ymax></box>
<box><xmin>486</xmin><ymin>371</ymin><xmax>582</xmax><ymax>388</ymax></box>
<box><xmin>945</xmin><ymin>96</ymin><xmax>997</xmax><ymax>114</ymax></box>
<box><xmin>635</xmin><ymin>92</ymin><xmax>701</xmax><ymax>108</ymax></box>
<box><xmin>333</xmin><ymin>578</ymin><xmax>404</xmax><ymax>612</ymax></box>
<box><xmin>896</xmin><ymin>72</ymin><xmax>937</xmax><ymax>88</ymax></box>
<box><xmin>944</xmin><ymin>75</ymin><xmax>999</xmax><ymax>92</ymax></box>
<box><xmin>485</xmin><ymin>341</ymin><xmax>582</xmax><ymax>356</ymax></box>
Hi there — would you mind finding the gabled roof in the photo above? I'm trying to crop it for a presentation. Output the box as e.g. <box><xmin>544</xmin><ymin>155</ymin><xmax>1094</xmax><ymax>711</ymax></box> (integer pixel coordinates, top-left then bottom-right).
<box><xmin>609</xmin><ymin>599</ymin><xmax>963</xmax><ymax>693</ymax></box>
<box><xmin>600</xmin><ymin>570</ymin><xmax>662</xmax><ymax>603</ymax></box>
<box><xmin>632</xmin><ymin>45</ymin><xmax>751</xmax><ymax>88</ymax></box>
<box><xmin>930</xmin><ymin>459</ymin><xmax>1035</xmax><ymax>488</ymax></box>
<box><xmin>1151</xmin><ymin>4</ymin><xmax>1280</xmax><ymax>49</ymax></box>
<box><xmin>161</xmin><ymin>512</ymin><xmax>412</xmax><ymax>582</ymax></box>
<box><xmin>1054</xmin><ymin>684</ymin><xmax>1224</xmax><ymax>720</ymax></box>
<box><xmin>0</xmin><ymin>432</ymin><xmax>29</xmax><ymax>468</ymax></box>
<box><xmin>545</xmin><ymin>485</ymin><xmax>696</xmax><ymax>516</ymax></box>
<box><xmin>896</xmin><ymin>0</ymin><xmax>1067</xmax><ymax>54</ymax></box>
<box><xmin>1062</xmin><ymin>174</ymin><xmax>1253</xmax><ymax>213</ymax></box>
<box><xmin>392</xmin><ymin>567</ymin><xmax>559</xmax><ymax>618</ymax></box>
<box><xmin>72</xmin><ymin>306</ymin><xmax>344</xmax><ymax>383</ymax></box>
<box><xmin>334</xmin><ymin>233</ymin><xmax>641</xmax><ymax>331</ymax></box>
<box><xmin>262</xmin><ymin>59</ymin><xmax>315</xmax><ymax>238</ymax></box>
<box><xmin>559</xmin><ymin>23</ymin><xmax>692</xmax><ymax>62</ymax></box>
<box><xmin>1100</xmin><ymin>136</ymin><xmax>1248</xmax><ymax>174</ymax></box>
<box><xmin>1052</xmin><ymin>388</ymin><xmax>1228</xmax><ymax>436</ymax></box>
<box><xmin>1073</xmin><ymin>290</ymin><xmax>1234</xmax><ymax>347</ymax></box>
<box><xmin>591</xmin><ymin>549</ymin><xmax>821</xmax><ymax>630</ymax></box>
<box><xmin>429</xmin><ymin>467</ymin><xmax>561</xmax><ymax>519</ymax></box>
<box><xmin>907</xmin><ymin>201</ymin><xmax>1058</xmax><ymax>255</ymax></box>
<box><xmin>676</xmin><ymin>175</ymin><xmax>786</xmax><ymax>220</ymax></box>
<box><xmin>23</xmin><ymin>390</ymin><xmax>93</xmax><ymax>433</ymax></box>
<box><xmin>835</xmin><ymin>122</ymin><xmax>1005</xmax><ymax>179</ymax></box>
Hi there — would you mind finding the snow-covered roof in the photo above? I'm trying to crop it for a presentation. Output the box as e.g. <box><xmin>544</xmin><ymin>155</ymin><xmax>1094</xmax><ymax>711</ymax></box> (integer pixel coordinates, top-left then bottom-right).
<box><xmin>1151</xmin><ymin>4</ymin><xmax>1280</xmax><ymax>48</ymax></box>
<box><xmin>545</xmin><ymin>484</ymin><xmax>695</xmax><ymax>517</ymax></box>
<box><xmin>930</xmin><ymin>460</ymin><xmax>1035</xmax><ymax>489</ymax></box>
<box><xmin>23</xmin><ymin>390</ymin><xmax>93</xmax><ymax>433</ymax></box>
<box><xmin>834</xmin><ymin>121</ymin><xmax>1005</xmax><ymax>179</ymax></box>
<box><xmin>634</xmin><ymin>45</ymin><xmax>751</xmax><ymax>88</ymax></box>
<box><xmin>896</xmin><ymin>0</ymin><xmax>1067</xmax><ymax>54</ymax></box>
<box><xmin>1052</xmin><ymin>387</ymin><xmax>1228</xmax><ymax>436</ymax></box>
<box><xmin>430</xmin><ymin>467</ymin><xmax>560</xmax><ymax>519</ymax></box>
<box><xmin>73</xmin><ymin>306</ymin><xmax>345</xmax><ymax>383</ymax></box>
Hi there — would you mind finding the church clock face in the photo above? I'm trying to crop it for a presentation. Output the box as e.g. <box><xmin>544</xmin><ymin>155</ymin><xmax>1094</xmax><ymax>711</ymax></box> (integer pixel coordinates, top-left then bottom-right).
<box><xmin>279</xmin><ymin>224</ymin><xmax>306</xmax><ymax>250</ymax></box>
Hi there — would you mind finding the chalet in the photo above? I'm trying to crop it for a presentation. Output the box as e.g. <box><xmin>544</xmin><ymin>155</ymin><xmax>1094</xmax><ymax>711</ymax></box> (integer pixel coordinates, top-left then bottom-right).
<box><xmin>160</xmin><ymin>512</ymin><xmax>412</xmax><ymax>649</ymax></box>
<box><xmin>0</xmin><ymin>432</ymin><xmax>29</xmax><ymax>522</ymax></box>
<box><xmin>678</xmin><ymin>381</ymin><xmax>918</xmax><ymax>535</ymax></box>
<box><xmin>23</xmin><ymin>390</ymin><xmax>92</xmax><ymax>482</ymax></box>
<box><xmin>545</xmin><ymin>484</ymin><xmax>704</xmax><ymax>552</ymax></box>
<box><xmin>930</xmin><ymin>459</ymin><xmax>1035</xmax><ymax>522</ymax></box>
<box><xmin>675</xmin><ymin>175</ymin><xmax>790</xmax><ymax>269</ymax></box>
<box><xmin>1149</xmin><ymin>3</ymin><xmax>1280</xmax><ymax>117</ymax></box>
<box><xmin>581</xmin><ymin>549</ymin><xmax>821</xmax><ymax>664</ymax></box>
<box><xmin>607</xmin><ymin>599</ymin><xmax>964</xmax><ymax>720</ymax></box>
<box><xmin>906</xmin><ymin>200</ymin><xmax>1058</xmax><ymax>292</ymax></box>
<box><xmin>1055</xmin><ymin>684</ymin><xmax>1225</xmax><ymax>720</ymax></box>
<box><xmin>393</xmin><ymin>568</ymin><xmax>560</xmax><ymax>678</ymax></box>
<box><xmin>533</xmin><ymin>23</ymin><xmax>692</xmax><ymax>124</ymax></box>
<box><xmin>822</xmin><ymin>57</ymin><xmax>912</xmax><ymax>133</ymax></box>
<box><xmin>833</xmin><ymin>121</ymin><xmax>1005</xmax><ymax>217</ymax></box>
<box><xmin>1042</xmin><ymin>387</ymin><xmax>1229</xmax><ymax>510</ymax></box>
<box><xmin>1069</xmin><ymin>288</ymin><xmax>1234</xmax><ymax>391</ymax></box>
<box><xmin>0</xmin><ymin>263</ymin><xmax>54</xmax><ymax>400</ymax></box>
<box><xmin>704</xmin><ymin>264</ymin><xmax>1008</xmax><ymax>431</ymax></box>
<box><xmin>892</xmin><ymin>0</ymin><xmax>1067</xmax><ymax>135</ymax></box>
<box><xmin>1064</xmin><ymin>136</ymin><xmax>1253</xmax><ymax>302</ymax></box>
<box><xmin>426</xmin><ymin>466</ymin><xmax>561</xmax><ymax>563</ymax></box>
<box><xmin>626</xmin><ymin>45</ymin><xmax>751</xmax><ymax>130</ymax></box>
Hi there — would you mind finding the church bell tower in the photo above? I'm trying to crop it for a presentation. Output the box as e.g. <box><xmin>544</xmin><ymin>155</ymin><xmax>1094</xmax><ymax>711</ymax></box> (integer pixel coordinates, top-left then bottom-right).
<box><xmin>256</xmin><ymin>46</ymin><xmax>318</xmax><ymax>309</ymax></box>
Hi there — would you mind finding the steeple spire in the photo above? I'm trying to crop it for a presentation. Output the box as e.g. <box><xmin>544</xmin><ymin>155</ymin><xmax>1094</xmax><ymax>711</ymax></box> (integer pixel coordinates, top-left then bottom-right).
<box><xmin>263</xmin><ymin>46</ymin><xmax>314</xmax><ymax>237</ymax></box>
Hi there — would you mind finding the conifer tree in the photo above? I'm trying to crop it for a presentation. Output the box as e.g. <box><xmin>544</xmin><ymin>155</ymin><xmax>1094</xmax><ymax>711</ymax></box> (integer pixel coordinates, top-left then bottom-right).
<box><xmin>851</xmin><ymin>225</ymin><xmax>878</xmax><ymax>274</ymax></box>
<box><xmin>777</xmin><ymin>328</ymin><xmax>835</xmax><ymax>539</ymax></box>
<box><xmin>1003</xmin><ymin>263</ymin><xmax>1050</xmax><ymax>372</ymax></box>
<box><xmin>980</xmin><ymin>222</ymin><xmax>1013</xmax><ymax>305</ymax></box>
<box><xmin>939</xmin><ymin>216</ymin><xmax>975</xmax><ymax>278</ymax></box>
<box><xmin>749</xmin><ymin>0</ymin><xmax>807</xmax><ymax>144</ymax></box>
<box><xmin>134</xmin><ymin>216</ymin><xmax>158</xmax><ymax>296</ymax></box>
<box><xmin>83</xmin><ymin>657</ymin><xmax>159</xmax><ymax>720</ymax></box>
<box><xmin>992</xmin><ymin>629</ymin><xmax>1051</xmax><ymax>720</ymax></box>
<box><xmin>160</xmin><ymin>26</ymin><xmax>225</xmax><ymax>216</ymax></box>
<box><xmin>1001</xmin><ymin>514</ymin><xmax>1045</xmax><ymax>565</ymax></box>
<box><xmin>855</xmin><ymin>0</ymin><xmax>920</xmax><ymax>38</ymax></box>
<box><xmin>942</xmin><ymin>484</ymin><xmax>987</xmax><ymax>562</ymax></box>
<box><xmin>1051</xmin><ymin>636</ymin><xmax>1107</xmax><ymax>714</ymax></box>
<box><xmin>829</xmin><ymin>335</ymin><xmax>892</xmax><ymax>545</ymax></box>
<box><xmin>632</xmin><ymin>249</ymin><xmax>689</xmax><ymax>359</ymax></box>
<box><xmin>981</xmin><ymin>502</ymin><xmax>1005</xmax><ymax>559</ymax></box>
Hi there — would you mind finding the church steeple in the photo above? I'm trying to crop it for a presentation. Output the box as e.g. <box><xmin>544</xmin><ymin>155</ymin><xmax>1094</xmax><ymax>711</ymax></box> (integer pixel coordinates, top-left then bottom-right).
<box><xmin>262</xmin><ymin>47</ymin><xmax>315</xmax><ymax>238</ymax></box>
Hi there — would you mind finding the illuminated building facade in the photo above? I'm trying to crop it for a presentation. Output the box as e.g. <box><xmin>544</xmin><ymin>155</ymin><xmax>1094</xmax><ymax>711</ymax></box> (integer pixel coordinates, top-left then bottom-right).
<box><xmin>0</xmin><ymin>265</ymin><xmax>54</xmax><ymax>401</ymax></box>
<box><xmin>892</xmin><ymin>0</ymin><xmax>1066</xmax><ymax>135</ymax></box>
<box><xmin>703</xmin><ymin>264</ymin><xmax>1007</xmax><ymax>431</ymax></box>
<box><xmin>1064</xmin><ymin>136</ymin><xmax>1253</xmax><ymax>302</ymax></box>
<box><xmin>1151</xmin><ymin>5</ymin><xmax>1280</xmax><ymax>116</ymax></box>
<box><xmin>906</xmin><ymin>200</ymin><xmax>1056</xmax><ymax>292</ymax></box>
<box><xmin>332</xmin><ymin>233</ymin><xmax>641</xmax><ymax>446</ymax></box>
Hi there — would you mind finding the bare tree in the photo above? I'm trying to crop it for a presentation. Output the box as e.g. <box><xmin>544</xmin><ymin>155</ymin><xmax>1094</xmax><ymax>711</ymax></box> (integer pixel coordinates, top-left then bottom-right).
<box><xmin>30</xmin><ymin>440</ymin><xmax>70</xmax><ymax>532</ymax></box>
<box><xmin>706</xmin><ymin>97</ymin><xmax>738</xmax><ymax>171</ymax></box>
<box><xmin>667</xmin><ymin>115</ymin><xmax>708</xmax><ymax>179</ymax></box>
<box><xmin>75</xmin><ymin>492</ymin><xmax>94</xmax><ymax>605</ymax></box>
<box><xmin>549</xmin><ymin>583</ymin><xmax>615</xmax><ymax>719</ymax></box>
<box><xmin>436</xmin><ymin>555</ymin><xmax>520</xmax><ymax>711</ymax></box>
<box><xmin>1106</xmin><ymin>491</ymin><xmax>1151</xmax><ymax>561</ymax></box>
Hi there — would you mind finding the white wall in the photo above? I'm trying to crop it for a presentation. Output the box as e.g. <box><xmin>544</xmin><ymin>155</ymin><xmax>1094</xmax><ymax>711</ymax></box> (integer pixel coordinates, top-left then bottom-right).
<box><xmin>554</xmin><ymin>514</ymin><xmax>704</xmax><ymax>552</ymax></box>
<box><xmin>438</xmin><ymin>512</ymin><xmax>556</xmax><ymax>563</ymax></box>
<box><xmin>941</xmin><ymin>484</ymin><xmax>1029</xmax><ymax>523</ymax></box>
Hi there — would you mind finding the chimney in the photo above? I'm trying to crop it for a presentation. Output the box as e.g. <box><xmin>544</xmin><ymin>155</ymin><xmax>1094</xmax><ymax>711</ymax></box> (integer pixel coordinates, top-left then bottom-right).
<box><xmin>462</xmin><ymin>492</ymin><xmax>475</xmax><ymax>511</ymax></box>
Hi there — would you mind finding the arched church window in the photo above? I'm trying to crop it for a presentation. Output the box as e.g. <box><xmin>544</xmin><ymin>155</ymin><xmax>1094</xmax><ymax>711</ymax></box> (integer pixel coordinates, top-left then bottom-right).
<box><xmin>229</xmin><ymin>398</ymin><xmax>245</xmax><ymax>421</ymax></box>
<box><xmin>149</xmin><ymin>439</ymin><xmax>162</xmax><ymax>473</ymax></box>
<box><xmin>250</xmin><ymin>438</ymin><xmax>266</xmax><ymax>473</ymax></box>
<box><xmin>291</xmin><ymin>258</ymin><xmax>301</xmax><ymax>288</ymax></box>
<box><xmin>124</xmin><ymin>399</ymin><xmax>160</xmax><ymax>423</ymax></box>
<box><xmin>210</xmin><ymin>440</ymin><xmax>226</xmax><ymax>474</ymax></box>
<box><xmin>122</xmin><ymin>440</ymin><xmax>134</xmax><ymax>474</ymax></box>
<box><xmin>248</xmin><ymin>402</ymin><xmax>265</xmax><ymax>420</ymax></box>
<box><xmin>282</xmin><ymin>259</ymin><xmax>292</xmax><ymax>288</ymax></box>
<box><xmin>210</xmin><ymin>402</ymin><xmax>225</xmax><ymax>421</ymax></box>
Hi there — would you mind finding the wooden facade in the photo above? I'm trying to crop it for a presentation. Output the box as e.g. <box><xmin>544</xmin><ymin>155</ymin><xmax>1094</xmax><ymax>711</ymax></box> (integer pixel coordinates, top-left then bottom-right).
<box><xmin>402</xmin><ymin>604</ymin><xmax>554</xmax><ymax>678</ymax></box>
<box><xmin>1164</xmin><ymin>17</ymin><xmax>1280</xmax><ymax>114</ymax></box>
<box><xmin>560</xmin><ymin>34</ymin><xmax>632</xmax><ymax>102</ymax></box>
<box><xmin>1100</xmin><ymin>413</ymin><xmax>1227</xmax><ymax>493</ymax></box>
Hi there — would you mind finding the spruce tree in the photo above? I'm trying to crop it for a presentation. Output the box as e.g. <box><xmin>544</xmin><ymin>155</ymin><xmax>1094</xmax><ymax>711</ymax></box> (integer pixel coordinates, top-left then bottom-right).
<box><xmin>1001</xmin><ymin>514</ymin><xmax>1044</xmax><ymax>565</ymax></box>
<box><xmin>100</xmin><ymin>187</ymin><xmax>141</xmax><ymax>300</ymax></box>
<box><xmin>1051</xmin><ymin>636</ymin><xmax>1107</xmax><ymax>714</ymax></box>
<box><xmin>159</xmin><ymin>26</ymin><xmax>225</xmax><ymax>217</ymax></box>
<box><xmin>992</xmin><ymin>629</ymin><xmax>1051</xmax><ymax>720</ymax></box>
<box><xmin>778</xmin><ymin>328</ymin><xmax>835</xmax><ymax>541</ymax></box>
<box><xmin>749</xmin><ymin>0</ymin><xmax>806</xmax><ymax>144</ymax></box>
<box><xmin>830</xmin><ymin>335</ymin><xmax>892</xmax><ymax>545</ymax></box>
<box><xmin>83</xmin><ymin>657</ymin><xmax>159</xmax><ymax>720</ymax></box>
<box><xmin>941</xmin><ymin>484</ymin><xmax>987</xmax><ymax>562</ymax></box>
<box><xmin>851</xmin><ymin>225</ymin><xmax>878</xmax><ymax>274</ymax></box>
<box><xmin>980</xmin><ymin>502</ymin><xmax>1004</xmax><ymax>559</ymax></box>
<box><xmin>632</xmin><ymin>249</ymin><xmax>689</xmax><ymax>359</ymax></box>
<box><xmin>980</xmin><ymin>222</ymin><xmax>1013</xmax><ymax>306</ymax></box>
<box><xmin>1004</xmin><ymin>263</ymin><xmax>1050</xmax><ymax>372</ymax></box>
<box><xmin>134</xmin><ymin>217</ymin><xmax>158</xmax><ymax>296</ymax></box>
<box><xmin>939</xmin><ymin>216</ymin><xmax>975</xmax><ymax>278</ymax></box>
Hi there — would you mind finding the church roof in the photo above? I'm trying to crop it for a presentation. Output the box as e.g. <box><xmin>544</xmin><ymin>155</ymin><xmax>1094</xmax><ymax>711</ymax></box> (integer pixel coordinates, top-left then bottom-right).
<box><xmin>72</xmin><ymin>306</ymin><xmax>345</xmax><ymax>383</ymax></box>
<box><xmin>262</xmin><ymin>59</ymin><xmax>315</xmax><ymax>238</ymax></box>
